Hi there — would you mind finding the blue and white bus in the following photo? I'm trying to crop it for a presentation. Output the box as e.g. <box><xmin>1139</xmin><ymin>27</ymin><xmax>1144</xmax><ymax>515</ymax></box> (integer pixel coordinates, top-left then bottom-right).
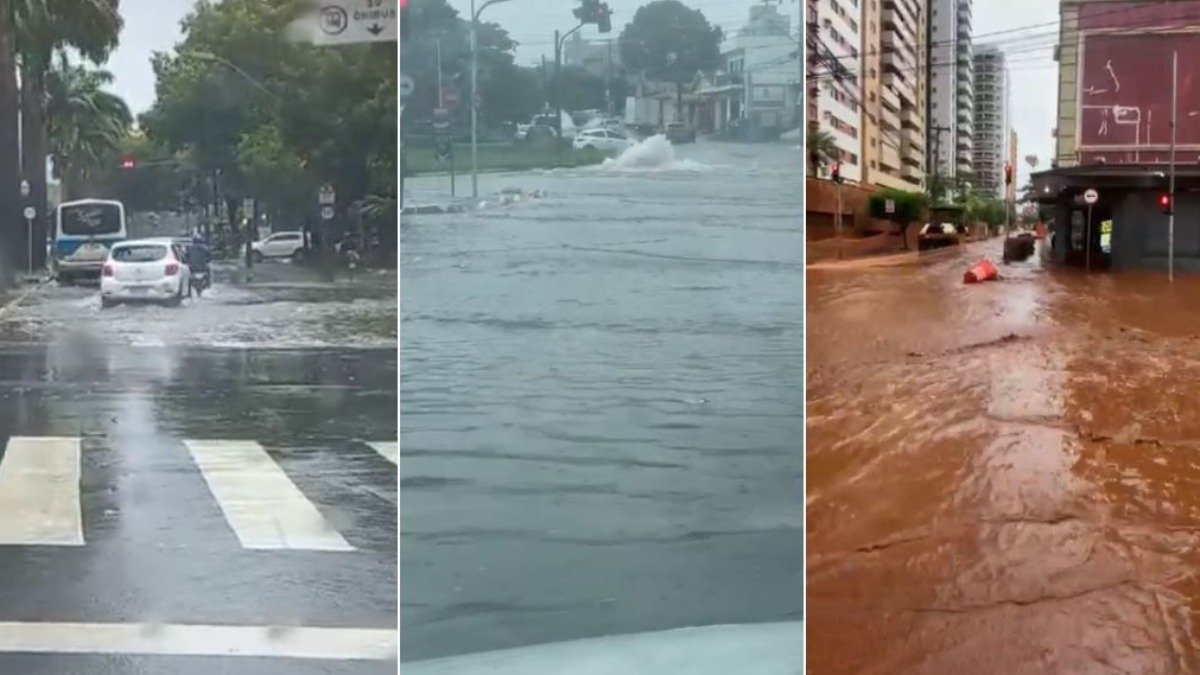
<box><xmin>53</xmin><ymin>199</ymin><xmax>127</xmax><ymax>284</ymax></box>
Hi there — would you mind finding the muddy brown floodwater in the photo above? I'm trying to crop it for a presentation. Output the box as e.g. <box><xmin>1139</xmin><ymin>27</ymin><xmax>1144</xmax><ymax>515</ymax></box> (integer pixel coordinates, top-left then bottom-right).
<box><xmin>807</xmin><ymin>240</ymin><xmax>1200</xmax><ymax>674</ymax></box>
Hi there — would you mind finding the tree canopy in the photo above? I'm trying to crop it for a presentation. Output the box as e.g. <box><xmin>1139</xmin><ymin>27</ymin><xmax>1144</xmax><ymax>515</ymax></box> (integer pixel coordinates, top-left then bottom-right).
<box><xmin>618</xmin><ymin>0</ymin><xmax>722</xmax><ymax>84</ymax></box>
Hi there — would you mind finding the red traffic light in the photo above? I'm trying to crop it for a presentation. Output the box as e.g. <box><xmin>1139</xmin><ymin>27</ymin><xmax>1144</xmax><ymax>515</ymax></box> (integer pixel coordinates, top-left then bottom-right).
<box><xmin>119</xmin><ymin>157</ymin><xmax>135</xmax><ymax>169</ymax></box>
<box><xmin>1160</xmin><ymin>193</ymin><xmax>1172</xmax><ymax>214</ymax></box>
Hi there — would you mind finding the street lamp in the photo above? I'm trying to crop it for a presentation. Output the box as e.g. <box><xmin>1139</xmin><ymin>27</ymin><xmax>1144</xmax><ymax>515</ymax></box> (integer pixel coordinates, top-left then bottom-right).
<box><xmin>185</xmin><ymin>51</ymin><xmax>283</xmax><ymax>103</ymax></box>
<box><xmin>470</xmin><ymin>0</ymin><xmax>513</xmax><ymax>199</ymax></box>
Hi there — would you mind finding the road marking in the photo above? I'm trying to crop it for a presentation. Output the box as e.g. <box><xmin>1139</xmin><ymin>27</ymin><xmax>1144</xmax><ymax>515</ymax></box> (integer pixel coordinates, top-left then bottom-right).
<box><xmin>0</xmin><ymin>622</ymin><xmax>396</xmax><ymax>660</ymax></box>
<box><xmin>368</xmin><ymin>441</ymin><xmax>397</xmax><ymax>465</ymax></box>
<box><xmin>0</xmin><ymin>437</ymin><xmax>83</xmax><ymax>546</ymax></box>
<box><xmin>185</xmin><ymin>440</ymin><xmax>353</xmax><ymax>551</ymax></box>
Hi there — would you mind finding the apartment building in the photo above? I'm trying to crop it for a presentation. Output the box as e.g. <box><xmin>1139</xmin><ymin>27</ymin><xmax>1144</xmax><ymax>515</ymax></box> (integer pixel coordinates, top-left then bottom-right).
<box><xmin>927</xmin><ymin>0</ymin><xmax>973</xmax><ymax>189</ymax></box>
<box><xmin>972</xmin><ymin>43</ymin><xmax>1009</xmax><ymax>197</ymax></box>
<box><xmin>861</xmin><ymin>0</ymin><xmax>927</xmax><ymax>189</ymax></box>
<box><xmin>813</xmin><ymin>0</ymin><xmax>864</xmax><ymax>182</ymax></box>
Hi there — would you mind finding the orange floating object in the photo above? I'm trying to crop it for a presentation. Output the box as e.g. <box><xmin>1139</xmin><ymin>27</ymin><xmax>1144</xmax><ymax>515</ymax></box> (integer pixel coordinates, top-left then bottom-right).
<box><xmin>963</xmin><ymin>257</ymin><xmax>998</xmax><ymax>284</ymax></box>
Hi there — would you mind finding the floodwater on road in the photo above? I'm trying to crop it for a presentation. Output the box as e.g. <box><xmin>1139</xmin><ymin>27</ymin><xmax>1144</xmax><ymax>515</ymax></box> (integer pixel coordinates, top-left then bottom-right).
<box><xmin>808</xmin><ymin>240</ymin><xmax>1200</xmax><ymax>674</ymax></box>
<box><xmin>400</xmin><ymin>142</ymin><xmax>805</xmax><ymax>661</ymax></box>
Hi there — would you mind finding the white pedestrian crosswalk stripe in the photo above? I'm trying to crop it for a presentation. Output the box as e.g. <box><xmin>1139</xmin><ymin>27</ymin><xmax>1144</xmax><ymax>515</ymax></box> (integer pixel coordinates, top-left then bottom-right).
<box><xmin>184</xmin><ymin>439</ymin><xmax>355</xmax><ymax>551</ymax></box>
<box><xmin>0</xmin><ymin>436</ymin><xmax>394</xmax><ymax>551</ymax></box>
<box><xmin>0</xmin><ymin>621</ymin><xmax>397</xmax><ymax>660</ymax></box>
<box><xmin>0</xmin><ymin>437</ymin><xmax>83</xmax><ymax>546</ymax></box>
<box><xmin>368</xmin><ymin>441</ymin><xmax>397</xmax><ymax>464</ymax></box>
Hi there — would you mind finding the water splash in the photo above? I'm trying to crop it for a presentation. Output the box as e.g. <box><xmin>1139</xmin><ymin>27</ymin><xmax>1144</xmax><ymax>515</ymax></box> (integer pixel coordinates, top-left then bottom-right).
<box><xmin>599</xmin><ymin>135</ymin><xmax>711</xmax><ymax>172</ymax></box>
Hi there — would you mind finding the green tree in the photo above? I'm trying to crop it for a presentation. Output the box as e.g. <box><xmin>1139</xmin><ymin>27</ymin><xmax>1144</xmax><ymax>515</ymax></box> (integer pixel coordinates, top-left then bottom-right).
<box><xmin>0</xmin><ymin>0</ymin><xmax>20</xmax><ymax>283</ymax></box>
<box><xmin>806</xmin><ymin>126</ymin><xmax>839</xmax><ymax>177</ymax></box>
<box><xmin>869</xmin><ymin>188</ymin><xmax>927</xmax><ymax>249</ymax></box>
<box><xmin>618</xmin><ymin>0</ymin><xmax>722</xmax><ymax>118</ymax></box>
<box><xmin>45</xmin><ymin>59</ymin><xmax>132</xmax><ymax>201</ymax></box>
<box><xmin>15</xmin><ymin>0</ymin><xmax>123</xmax><ymax>267</ymax></box>
<box><xmin>553</xmin><ymin>65</ymin><xmax>606</xmax><ymax>113</ymax></box>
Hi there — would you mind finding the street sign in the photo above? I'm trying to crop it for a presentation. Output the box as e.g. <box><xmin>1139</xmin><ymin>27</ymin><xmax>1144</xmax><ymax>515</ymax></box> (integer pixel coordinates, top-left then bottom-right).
<box><xmin>306</xmin><ymin>0</ymin><xmax>397</xmax><ymax>46</ymax></box>
<box><xmin>1084</xmin><ymin>188</ymin><xmax>1098</xmax><ymax>205</ymax></box>
<box><xmin>318</xmin><ymin>184</ymin><xmax>336</xmax><ymax>205</ymax></box>
<box><xmin>22</xmin><ymin>206</ymin><xmax>34</xmax><ymax>220</ymax></box>
<box><xmin>432</xmin><ymin>107</ymin><xmax>450</xmax><ymax>130</ymax></box>
<box><xmin>400</xmin><ymin>74</ymin><xmax>414</xmax><ymax>99</ymax></box>
<box><xmin>884</xmin><ymin>199</ymin><xmax>895</xmax><ymax>215</ymax></box>
<box><xmin>320</xmin><ymin>205</ymin><xmax>335</xmax><ymax>220</ymax></box>
<box><xmin>443</xmin><ymin>86</ymin><xmax>459</xmax><ymax>107</ymax></box>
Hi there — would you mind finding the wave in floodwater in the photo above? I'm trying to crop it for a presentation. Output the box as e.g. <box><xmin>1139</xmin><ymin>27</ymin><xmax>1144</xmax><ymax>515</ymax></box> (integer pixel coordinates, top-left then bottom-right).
<box><xmin>599</xmin><ymin>135</ymin><xmax>711</xmax><ymax>172</ymax></box>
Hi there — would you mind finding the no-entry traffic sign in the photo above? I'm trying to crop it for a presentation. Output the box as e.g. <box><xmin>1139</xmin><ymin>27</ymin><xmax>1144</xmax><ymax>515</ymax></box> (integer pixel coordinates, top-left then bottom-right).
<box><xmin>1084</xmin><ymin>188</ymin><xmax>1098</xmax><ymax>205</ymax></box>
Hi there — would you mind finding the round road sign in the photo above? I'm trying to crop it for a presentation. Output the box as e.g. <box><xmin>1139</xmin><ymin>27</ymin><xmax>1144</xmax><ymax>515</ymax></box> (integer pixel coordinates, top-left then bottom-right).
<box><xmin>1083</xmin><ymin>188</ymin><xmax>1098</xmax><ymax>205</ymax></box>
<box><xmin>320</xmin><ymin>205</ymin><xmax>335</xmax><ymax>220</ymax></box>
<box><xmin>22</xmin><ymin>206</ymin><xmax>34</xmax><ymax>220</ymax></box>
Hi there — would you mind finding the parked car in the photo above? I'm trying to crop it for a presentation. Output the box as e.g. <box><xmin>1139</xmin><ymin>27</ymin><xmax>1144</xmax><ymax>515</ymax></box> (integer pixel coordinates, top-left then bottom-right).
<box><xmin>917</xmin><ymin>222</ymin><xmax>962</xmax><ymax>251</ymax></box>
<box><xmin>99</xmin><ymin>238</ymin><xmax>191</xmax><ymax>308</ymax></box>
<box><xmin>251</xmin><ymin>231</ymin><xmax>306</xmax><ymax>262</ymax></box>
<box><xmin>572</xmin><ymin>128</ymin><xmax>634</xmax><ymax>153</ymax></box>
<box><xmin>663</xmin><ymin>122</ymin><xmax>696</xmax><ymax>144</ymax></box>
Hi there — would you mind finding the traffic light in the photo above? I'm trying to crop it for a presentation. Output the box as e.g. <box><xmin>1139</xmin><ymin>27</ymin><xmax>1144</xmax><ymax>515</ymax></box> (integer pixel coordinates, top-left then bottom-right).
<box><xmin>1160</xmin><ymin>193</ymin><xmax>1172</xmax><ymax>215</ymax></box>
<box><xmin>401</xmin><ymin>0</ymin><xmax>409</xmax><ymax>41</ymax></box>
<box><xmin>831</xmin><ymin>162</ymin><xmax>842</xmax><ymax>184</ymax></box>
<box><xmin>597</xmin><ymin>3</ymin><xmax>612</xmax><ymax>33</ymax></box>
<box><xmin>119</xmin><ymin>156</ymin><xmax>135</xmax><ymax>169</ymax></box>
<box><xmin>1004</xmin><ymin>162</ymin><xmax>1013</xmax><ymax>186</ymax></box>
<box><xmin>573</xmin><ymin>0</ymin><xmax>611</xmax><ymax>31</ymax></box>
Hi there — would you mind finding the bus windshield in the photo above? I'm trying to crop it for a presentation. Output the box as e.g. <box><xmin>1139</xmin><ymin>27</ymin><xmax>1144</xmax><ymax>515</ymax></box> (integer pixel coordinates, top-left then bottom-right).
<box><xmin>58</xmin><ymin>201</ymin><xmax>124</xmax><ymax>237</ymax></box>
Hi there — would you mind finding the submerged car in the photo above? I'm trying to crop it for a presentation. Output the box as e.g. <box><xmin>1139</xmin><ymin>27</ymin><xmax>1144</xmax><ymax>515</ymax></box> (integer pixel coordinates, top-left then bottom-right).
<box><xmin>99</xmin><ymin>238</ymin><xmax>191</xmax><ymax>308</ymax></box>
<box><xmin>917</xmin><ymin>222</ymin><xmax>961</xmax><ymax>251</ymax></box>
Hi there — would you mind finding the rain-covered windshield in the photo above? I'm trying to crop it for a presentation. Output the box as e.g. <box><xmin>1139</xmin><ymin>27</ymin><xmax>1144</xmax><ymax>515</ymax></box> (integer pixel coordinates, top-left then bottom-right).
<box><xmin>59</xmin><ymin>203</ymin><xmax>122</xmax><ymax>236</ymax></box>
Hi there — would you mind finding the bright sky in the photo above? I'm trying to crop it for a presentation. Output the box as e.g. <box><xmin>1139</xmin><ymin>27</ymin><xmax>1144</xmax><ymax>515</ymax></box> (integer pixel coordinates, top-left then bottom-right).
<box><xmin>105</xmin><ymin>0</ymin><xmax>194</xmax><ymax>115</ymax></box>
<box><xmin>972</xmin><ymin>0</ymin><xmax>1060</xmax><ymax>187</ymax></box>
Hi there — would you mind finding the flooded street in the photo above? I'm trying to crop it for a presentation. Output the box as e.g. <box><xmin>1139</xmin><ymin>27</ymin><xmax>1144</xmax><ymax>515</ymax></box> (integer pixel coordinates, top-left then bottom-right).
<box><xmin>400</xmin><ymin>142</ymin><xmax>804</xmax><ymax>661</ymax></box>
<box><xmin>808</xmin><ymin>240</ymin><xmax>1200</xmax><ymax>673</ymax></box>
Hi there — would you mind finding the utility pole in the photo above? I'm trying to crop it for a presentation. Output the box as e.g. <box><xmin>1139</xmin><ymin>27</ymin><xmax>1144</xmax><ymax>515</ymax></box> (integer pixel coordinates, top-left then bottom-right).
<box><xmin>929</xmin><ymin>124</ymin><xmax>951</xmax><ymax>203</ymax></box>
<box><xmin>1169</xmin><ymin>49</ymin><xmax>1178</xmax><ymax>282</ymax></box>
<box><xmin>437</xmin><ymin>38</ymin><xmax>444</xmax><ymax>106</ymax></box>
<box><xmin>605</xmin><ymin>39</ymin><xmax>613</xmax><ymax>116</ymax></box>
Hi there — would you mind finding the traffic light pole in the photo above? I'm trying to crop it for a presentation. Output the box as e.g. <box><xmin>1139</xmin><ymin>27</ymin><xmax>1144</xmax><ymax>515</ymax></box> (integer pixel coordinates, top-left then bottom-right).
<box><xmin>554</xmin><ymin>23</ymin><xmax>585</xmax><ymax>166</ymax></box>
<box><xmin>469</xmin><ymin>0</ymin><xmax>513</xmax><ymax>199</ymax></box>
<box><xmin>1169</xmin><ymin>50</ymin><xmax>1178</xmax><ymax>283</ymax></box>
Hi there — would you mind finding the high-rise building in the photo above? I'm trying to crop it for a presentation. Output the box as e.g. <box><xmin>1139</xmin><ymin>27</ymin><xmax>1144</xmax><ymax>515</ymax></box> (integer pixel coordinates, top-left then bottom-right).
<box><xmin>972</xmin><ymin>44</ymin><xmax>1009</xmax><ymax>197</ymax></box>
<box><xmin>860</xmin><ymin>0</ymin><xmax>927</xmax><ymax>189</ymax></box>
<box><xmin>927</xmin><ymin>0</ymin><xmax>973</xmax><ymax>191</ymax></box>
<box><xmin>812</xmin><ymin>0</ymin><xmax>864</xmax><ymax>182</ymax></box>
<box><xmin>1007</xmin><ymin>129</ymin><xmax>1018</xmax><ymax>203</ymax></box>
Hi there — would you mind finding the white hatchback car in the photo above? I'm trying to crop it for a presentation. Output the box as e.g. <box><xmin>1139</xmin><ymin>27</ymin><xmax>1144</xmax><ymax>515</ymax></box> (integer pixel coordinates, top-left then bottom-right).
<box><xmin>100</xmin><ymin>239</ymin><xmax>191</xmax><ymax>308</ymax></box>
<box><xmin>572</xmin><ymin>128</ymin><xmax>633</xmax><ymax>153</ymax></box>
<box><xmin>251</xmin><ymin>231</ymin><xmax>306</xmax><ymax>261</ymax></box>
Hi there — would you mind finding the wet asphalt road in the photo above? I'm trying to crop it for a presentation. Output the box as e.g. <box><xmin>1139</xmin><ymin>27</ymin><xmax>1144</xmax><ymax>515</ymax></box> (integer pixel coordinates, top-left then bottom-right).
<box><xmin>401</xmin><ymin>142</ymin><xmax>805</xmax><ymax>661</ymax></box>
<box><xmin>0</xmin><ymin>264</ymin><xmax>397</xmax><ymax>673</ymax></box>
<box><xmin>807</xmin><ymin>241</ymin><xmax>1200</xmax><ymax>673</ymax></box>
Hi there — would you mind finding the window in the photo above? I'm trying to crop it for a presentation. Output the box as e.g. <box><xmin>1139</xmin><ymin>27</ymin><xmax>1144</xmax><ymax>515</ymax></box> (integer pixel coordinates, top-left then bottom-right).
<box><xmin>870</xmin><ymin>160</ymin><xmax>877</xmax><ymax>168</ymax></box>
<box><xmin>112</xmin><ymin>245</ymin><xmax>168</xmax><ymax>263</ymax></box>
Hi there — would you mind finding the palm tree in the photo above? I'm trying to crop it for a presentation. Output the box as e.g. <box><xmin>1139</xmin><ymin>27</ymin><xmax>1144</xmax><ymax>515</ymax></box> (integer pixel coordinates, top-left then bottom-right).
<box><xmin>46</xmin><ymin>59</ymin><xmax>132</xmax><ymax>200</ymax></box>
<box><xmin>0</xmin><ymin>0</ymin><xmax>20</xmax><ymax>284</ymax></box>
<box><xmin>15</xmin><ymin>0</ymin><xmax>121</xmax><ymax>266</ymax></box>
<box><xmin>806</xmin><ymin>127</ymin><xmax>839</xmax><ymax>177</ymax></box>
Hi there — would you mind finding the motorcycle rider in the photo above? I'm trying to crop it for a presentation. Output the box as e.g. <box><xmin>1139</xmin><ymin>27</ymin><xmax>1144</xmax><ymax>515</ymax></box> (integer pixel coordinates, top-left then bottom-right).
<box><xmin>187</xmin><ymin>235</ymin><xmax>212</xmax><ymax>296</ymax></box>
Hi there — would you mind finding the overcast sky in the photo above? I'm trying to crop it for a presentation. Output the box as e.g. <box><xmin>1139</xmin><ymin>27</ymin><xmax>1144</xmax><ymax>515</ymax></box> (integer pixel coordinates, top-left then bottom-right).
<box><xmin>108</xmin><ymin>0</ymin><xmax>1059</xmax><ymax>185</ymax></box>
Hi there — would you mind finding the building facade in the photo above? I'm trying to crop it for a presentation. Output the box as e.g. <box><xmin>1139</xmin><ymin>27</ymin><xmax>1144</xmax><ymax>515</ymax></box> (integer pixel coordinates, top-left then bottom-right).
<box><xmin>928</xmin><ymin>0</ymin><xmax>973</xmax><ymax>188</ymax></box>
<box><xmin>1007</xmin><ymin>129</ymin><xmax>1018</xmax><ymax>203</ymax></box>
<box><xmin>972</xmin><ymin>44</ymin><xmax>1008</xmax><ymax>197</ymax></box>
<box><xmin>860</xmin><ymin>0</ymin><xmax>927</xmax><ymax>190</ymax></box>
<box><xmin>813</xmin><ymin>0</ymin><xmax>864</xmax><ymax>182</ymax></box>
<box><xmin>1032</xmin><ymin>0</ymin><xmax>1200</xmax><ymax>271</ymax></box>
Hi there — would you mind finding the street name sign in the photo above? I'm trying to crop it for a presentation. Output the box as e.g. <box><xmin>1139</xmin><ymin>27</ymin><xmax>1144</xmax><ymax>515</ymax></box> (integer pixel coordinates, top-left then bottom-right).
<box><xmin>308</xmin><ymin>0</ymin><xmax>397</xmax><ymax>46</ymax></box>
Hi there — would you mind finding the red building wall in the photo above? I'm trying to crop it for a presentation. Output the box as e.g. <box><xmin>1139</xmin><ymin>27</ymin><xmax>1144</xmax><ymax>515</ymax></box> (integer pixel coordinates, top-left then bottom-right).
<box><xmin>1075</xmin><ymin>1</ymin><xmax>1200</xmax><ymax>164</ymax></box>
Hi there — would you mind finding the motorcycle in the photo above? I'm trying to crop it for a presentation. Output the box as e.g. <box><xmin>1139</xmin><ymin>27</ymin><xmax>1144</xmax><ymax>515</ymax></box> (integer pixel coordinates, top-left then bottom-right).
<box><xmin>190</xmin><ymin>269</ymin><xmax>211</xmax><ymax>297</ymax></box>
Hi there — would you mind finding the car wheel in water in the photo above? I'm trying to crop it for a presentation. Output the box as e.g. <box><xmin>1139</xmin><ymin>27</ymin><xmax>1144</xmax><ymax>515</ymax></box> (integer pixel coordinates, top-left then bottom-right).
<box><xmin>292</xmin><ymin>248</ymin><xmax>306</xmax><ymax>262</ymax></box>
<box><xmin>100</xmin><ymin>297</ymin><xmax>114</xmax><ymax>309</ymax></box>
<box><xmin>252</xmin><ymin>250</ymin><xmax>265</xmax><ymax>263</ymax></box>
<box><xmin>165</xmin><ymin>284</ymin><xmax>183</xmax><ymax>308</ymax></box>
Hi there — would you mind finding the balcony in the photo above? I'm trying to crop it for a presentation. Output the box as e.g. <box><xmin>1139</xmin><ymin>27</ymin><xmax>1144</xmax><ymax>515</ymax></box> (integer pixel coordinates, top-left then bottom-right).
<box><xmin>884</xmin><ymin>71</ymin><xmax>917</xmax><ymax>104</ymax></box>
<box><xmin>880</xmin><ymin>105</ymin><xmax>902</xmax><ymax>132</ymax></box>
<box><xmin>900</xmin><ymin>104</ymin><xmax>921</xmax><ymax>130</ymax></box>
<box><xmin>902</xmin><ymin>127</ymin><xmax>924</xmax><ymax>153</ymax></box>
<box><xmin>882</xmin><ymin>8</ymin><xmax>918</xmax><ymax>45</ymax></box>
<box><xmin>958</xmin><ymin>109</ymin><xmax>972</xmax><ymax>125</ymax></box>
<box><xmin>958</xmin><ymin>92</ymin><xmax>972</xmax><ymax>110</ymax></box>
<box><xmin>902</xmin><ymin>162</ymin><xmax>923</xmax><ymax>182</ymax></box>
<box><xmin>956</xmin><ymin>133</ymin><xmax>973</xmax><ymax>151</ymax></box>
<box><xmin>882</xmin><ymin>48</ymin><xmax>917</xmax><ymax>75</ymax></box>
<box><xmin>957</xmin><ymin>21</ymin><xmax>971</xmax><ymax>41</ymax></box>
<box><xmin>881</xmin><ymin>26</ymin><xmax>916</xmax><ymax>57</ymax></box>
<box><xmin>879</xmin><ymin>85</ymin><xmax>901</xmax><ymax>111</ymax></box>
<box><xmin>958</xmin><ymin>61</ymin><xmax>973</xmax><ymax>82</ymax></box>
